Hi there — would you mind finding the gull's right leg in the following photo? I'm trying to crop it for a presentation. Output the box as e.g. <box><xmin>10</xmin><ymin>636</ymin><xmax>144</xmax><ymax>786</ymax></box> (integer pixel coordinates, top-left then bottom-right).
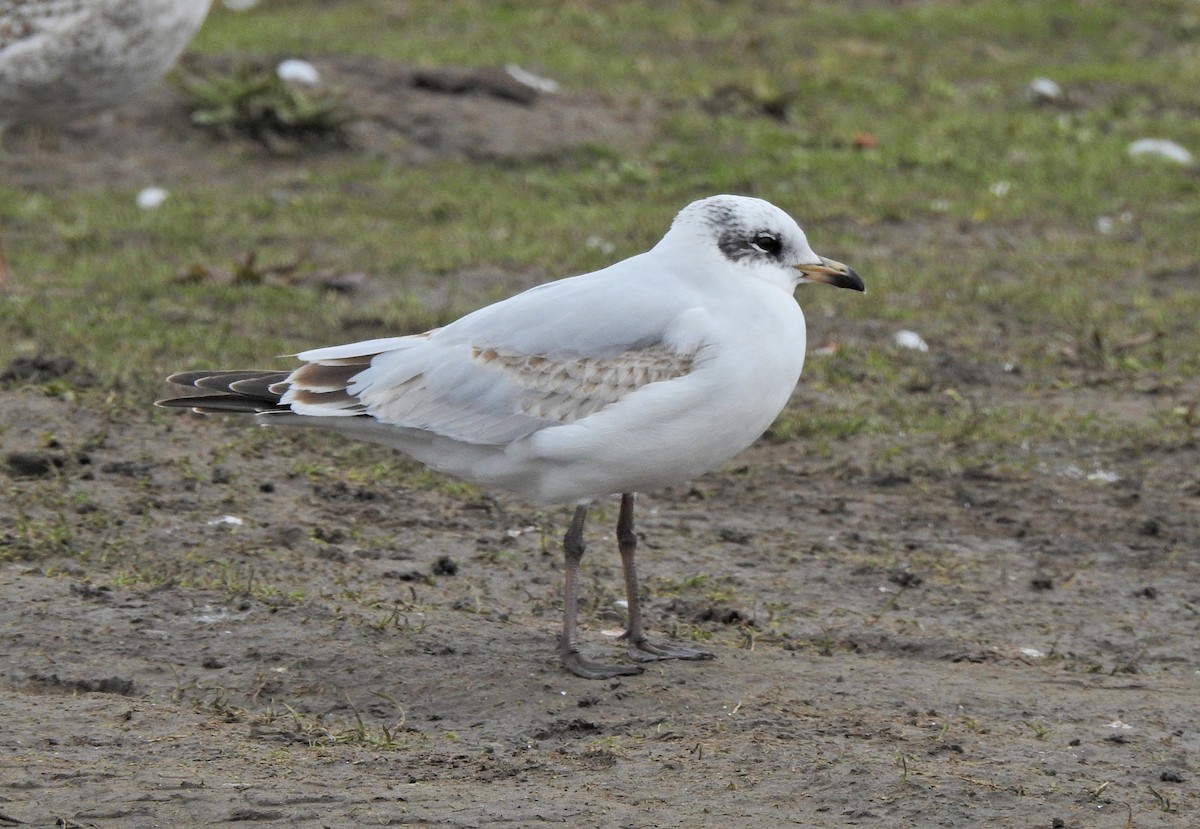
<box><xmin>616</xmin><ymin>493</ymin><xmax>714</xmax><ymax>663</ymax></box>
<box><xmin>558</xmin><ymin>504</ymin><xmax>643</xmax><ymax>679</ymax></box>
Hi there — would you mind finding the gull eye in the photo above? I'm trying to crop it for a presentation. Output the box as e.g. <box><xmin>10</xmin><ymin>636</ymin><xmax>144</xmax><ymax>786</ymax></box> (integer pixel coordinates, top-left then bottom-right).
<box><xmin>749</xmin><ymin>233</ymin><xmax>782</xmax><ymax>256</ymax></box>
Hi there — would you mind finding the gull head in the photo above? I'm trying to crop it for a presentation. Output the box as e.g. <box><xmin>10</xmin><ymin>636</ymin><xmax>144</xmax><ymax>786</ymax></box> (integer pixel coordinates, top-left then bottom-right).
<box><xmin>662</xmin><ymin>195</ymin><xmax>864</xmax><ymax>294</ymax></box>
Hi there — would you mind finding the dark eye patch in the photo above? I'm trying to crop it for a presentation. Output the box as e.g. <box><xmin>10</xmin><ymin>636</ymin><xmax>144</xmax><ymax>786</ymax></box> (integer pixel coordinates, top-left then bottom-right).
<box><xmin>750</xmin><ymin>233</ymin><xmax>782</xmax><ymax>256</ymax></box>
<box><xmin>716</xmin><ymin>226</ymin><xmax>787</xmax><ymax>263</ymax></box>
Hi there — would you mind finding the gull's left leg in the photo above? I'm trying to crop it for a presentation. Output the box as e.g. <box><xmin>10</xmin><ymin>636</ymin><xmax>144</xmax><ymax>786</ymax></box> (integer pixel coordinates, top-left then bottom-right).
<box><xmin>617</xmin><ymin>492</ymin><xmax>715</xmax><ymax>664</ymax></box>
<box><xmin>559</xmin><ymin>504</ymin><xmax>644</xmax><ymax>680</ymax></box>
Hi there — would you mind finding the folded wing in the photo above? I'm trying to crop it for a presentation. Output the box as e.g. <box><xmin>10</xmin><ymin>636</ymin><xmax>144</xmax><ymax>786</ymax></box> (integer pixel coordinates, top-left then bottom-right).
<box><xmin>163</xmin><ymin>255</ymin><xmax>704</xmax><ymax>447</ymax></box>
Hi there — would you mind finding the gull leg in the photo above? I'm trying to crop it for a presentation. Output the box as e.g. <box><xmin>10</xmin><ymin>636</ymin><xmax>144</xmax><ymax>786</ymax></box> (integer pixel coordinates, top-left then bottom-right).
<box><xmin>618</xmin><ymin>493</ymin><xmax>715</xmax><ymax>664</ymax></box>
<box><xmin>559</xmin><ymin>504</ymin><xmax>643</xmax><ymax>679</ymax></box>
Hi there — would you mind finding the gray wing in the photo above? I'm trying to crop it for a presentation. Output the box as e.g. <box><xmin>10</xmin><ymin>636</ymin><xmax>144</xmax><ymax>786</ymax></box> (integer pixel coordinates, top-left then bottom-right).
<box><xmin>280</xmin><ymin>255</ymin><xmax>706</xmax><ymax>445</ymax></box>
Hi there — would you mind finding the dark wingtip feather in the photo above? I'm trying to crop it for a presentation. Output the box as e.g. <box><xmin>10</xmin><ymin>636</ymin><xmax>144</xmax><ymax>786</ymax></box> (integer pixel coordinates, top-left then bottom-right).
<box><xmin>159</xmin><ymin>369</ymin><xmax>291</xmax><ymax>415</ymax></box>
<box><xmin>155</xmin><ymin>395</ymin><xmax>285</xmax><ymax>414</ymax></box>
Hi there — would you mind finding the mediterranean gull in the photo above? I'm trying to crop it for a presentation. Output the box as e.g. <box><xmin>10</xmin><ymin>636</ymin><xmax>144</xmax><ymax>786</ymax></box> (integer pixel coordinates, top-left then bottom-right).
<box><xmin>0</xmin><ymin>0</ymin><xmax>211</xmax><ymax>132</ymax></box>
<box><xmin>158</xmin><ymin>194</ymin><xmax>865</xmax><ymax>679</ymax></box>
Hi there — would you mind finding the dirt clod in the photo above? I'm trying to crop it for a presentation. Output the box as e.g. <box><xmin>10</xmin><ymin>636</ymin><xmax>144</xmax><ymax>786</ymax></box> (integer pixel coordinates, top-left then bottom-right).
<box><xmin>4</xmin><ymin>450</ymin><xmax>66</xmax><ymax>478</ymax></box>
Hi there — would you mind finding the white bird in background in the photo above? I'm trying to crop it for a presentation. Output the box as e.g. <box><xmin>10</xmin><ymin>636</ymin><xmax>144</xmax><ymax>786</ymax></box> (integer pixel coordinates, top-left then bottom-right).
<box><xmin>0</xmin><ymin>0</ymin><xmax>211</xmax><ymax>132</ymax></box>
<box><xmin>159</xmin><ymin>195</ymin><xmax>865</xmax><ymax>679</ymax></box>
<box><xmin>0</xmin><ymin>0</ymin><xmax>210</xmax><ymax>286</ymax></box>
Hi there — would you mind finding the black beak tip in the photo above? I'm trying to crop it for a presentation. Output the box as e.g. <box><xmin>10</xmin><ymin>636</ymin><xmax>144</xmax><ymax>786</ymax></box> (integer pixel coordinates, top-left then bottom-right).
<box><xmin>843</xmin><ymin>268</ymin><xmax>866</xmax><ymax>293</ymax></box>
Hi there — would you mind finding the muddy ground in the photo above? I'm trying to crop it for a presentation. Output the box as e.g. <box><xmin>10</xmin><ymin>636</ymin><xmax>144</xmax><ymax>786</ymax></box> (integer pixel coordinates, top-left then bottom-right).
<box><xmin>2</xmin><ymin>56</ymin><xmax>1199</xmax><ymax>828</ymax></box>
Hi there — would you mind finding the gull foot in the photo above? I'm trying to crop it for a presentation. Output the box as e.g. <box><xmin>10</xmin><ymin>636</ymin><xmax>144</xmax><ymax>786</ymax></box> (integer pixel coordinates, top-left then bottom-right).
<box><xmin>561</xmin><ymin>648</ymin><xmax>645</xmax><ymax>680</ymax></box>
<box><xmin>626</xmin><ymin>638</ymin><xmax>716</xmax><ymax>663</ymax></box>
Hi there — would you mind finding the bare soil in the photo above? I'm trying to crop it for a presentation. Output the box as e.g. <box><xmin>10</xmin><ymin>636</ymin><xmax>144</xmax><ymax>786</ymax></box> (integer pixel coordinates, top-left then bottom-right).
<box><xmin>2</xmin><ymin>57</ymin><xmax>1199</xmax><ymax>829</ymax></box>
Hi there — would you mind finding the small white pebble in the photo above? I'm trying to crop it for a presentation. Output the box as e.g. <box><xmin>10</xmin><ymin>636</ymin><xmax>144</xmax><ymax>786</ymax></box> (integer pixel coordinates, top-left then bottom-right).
<box><xmin>1028</xmin><ymin>77</ymin><xmax>1062</xmax><ymax>102</ymax></box>
<box><xmin>989</xmin><ymin>180</ymin><xmax>1012</xmax><ymax>198</ymax></box>
<box><xmin>206</xmin><ymin>514</ymin><xmax>244</xmax><ymax>527</ymax></box>
<box><xmin>586</xmin><ymin>235</ymin><xmax>615</xmax><ymax>255</ymax></box>
<box><xmin>1127</xmin><ymin>138</ymin><xmax>1193</xmax><ymax>165</ymax></box>
<box><xmin>136</xmin><ymin>187</ymin><xmax>168</xmax><ymax>209</ymax></box>
<box><xmin>1019</xmin><ymin>647</ymin><xmax>1045</xmax><ymax>658</ymax></box>
<box><xmin>277</xmin><ymin>58</ymin><xmax>321</xmax><ymax>86</ymax></box>
<box><xmin>1096</xmin><ymin>216</ymin><xmax>1115</xmax><ymax>234</ymax></box>
<box><xmin>894</xmin><ymin>330</ymin><xmax>929</xmax><ymax>352</ymax></box>
<box><xmin>504</xmin><ymin>64</ymin><xmax>560</xmax><ymax>93</ymax></box>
